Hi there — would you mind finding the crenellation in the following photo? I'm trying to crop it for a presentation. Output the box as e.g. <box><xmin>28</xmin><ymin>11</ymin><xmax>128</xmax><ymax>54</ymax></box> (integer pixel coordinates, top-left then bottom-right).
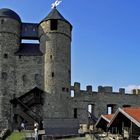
<box><xmin>119</xmin><ymin>88</ymin><xmax>125</xmax><ymax>94</ymax></box>
<box><xmin>74</xmin><ymin>82</ymin><xmax>81</xmax><ymax>93</ymax></box>
<box><xmin>86</xmin><ymin>85</ymin><xmax>92</xmax><ymax>93</ymax></box>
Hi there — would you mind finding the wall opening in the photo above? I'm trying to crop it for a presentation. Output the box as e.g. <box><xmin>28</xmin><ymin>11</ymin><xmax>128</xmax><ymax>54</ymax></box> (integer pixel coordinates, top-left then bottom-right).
<box><xmin>50</xmin><ymin>19</ymin><xmax>58</xmax><ymax>30</ymax></box>
<box><xmin>62</xmin><ymin>87</ymin><xmax>65</xmax><ymax>92</ymax></box>
<box><xmin>107</xmin><ymin>104</ymin><xmax>117</xmax><ymax>114</ymax></box>
<box><xmin>74</xmin><ymin>108</ymin><xmax>77</xmax><ymax>118</ymax></box>
<box><xmin>71</xmin><ymin>90</ymin><xmax>74</xmax><ymax>97</ymax></box>
<box><xmin>88</xmin><ymin>104</ymin><xmax>95</xmax><ymax>114</ymax></box>
<box><xmin>122</xmin><ymin>105</ymin><xmax>131</xmax><ymax>108</ymax></box>
<box><xmin>21</xmin><ymin>39</ymin><xmax>39</xmax><ymax>44</ymax></box>
<box><xmin>52</xmin><ymin>72</ymin><xmax>54</xmax><ymax>77</ymax></box>
<box><xmin>4</xmin><ymin>53</ymin><xmax>8</xmax><ymax>58</ymax></box>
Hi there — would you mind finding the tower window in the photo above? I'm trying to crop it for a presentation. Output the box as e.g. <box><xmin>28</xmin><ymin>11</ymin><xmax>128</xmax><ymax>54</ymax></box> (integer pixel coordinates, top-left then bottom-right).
<box><xmin>50</xmin><ymin>55</ymin><xmax>52</xmax><ymax>59</ymax></box>
<box><xmin>52</xmin><ymin>72</ymin><xmax>54</xmax><ymax>77</ymax></box>
<box><xmin>4</xmin><ymin>53</ymin><xmax>8</xmax><ymax>58</ymax></box>
<box><xmin>50</xmin><ymin>19</ymin><xmax>58</xmax><ymax>30</ymax></box>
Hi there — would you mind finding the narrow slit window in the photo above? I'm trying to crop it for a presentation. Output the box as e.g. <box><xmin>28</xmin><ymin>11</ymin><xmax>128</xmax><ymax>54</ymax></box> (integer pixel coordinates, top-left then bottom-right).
<box><xmin>52</xmin><ymin>72</ymin><xmax>54</xmax><ymax>77</ymax></box>
<box><xmin>74</xmin><ymin>108</ymin><xmax>77</xmax><ymax>118</ymax></box>
<box><xmin>50</xmin><ymin>19</ymin><xmax>58</xmax><ymax>30</ymax></box>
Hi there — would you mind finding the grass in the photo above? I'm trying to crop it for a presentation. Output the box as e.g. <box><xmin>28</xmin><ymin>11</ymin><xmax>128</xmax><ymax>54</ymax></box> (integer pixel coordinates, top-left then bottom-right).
<box><xmin>6</xmin><ymin>132</ymin><xmax>25</xmax><ymax>140</ymax></box>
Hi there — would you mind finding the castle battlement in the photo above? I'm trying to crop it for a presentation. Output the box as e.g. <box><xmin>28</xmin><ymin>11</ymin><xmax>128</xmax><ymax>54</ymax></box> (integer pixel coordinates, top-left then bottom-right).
<box><xmin>71</xmin><ymin>82</ymin><xmax>140</xmax><ymax>95</ymax></box>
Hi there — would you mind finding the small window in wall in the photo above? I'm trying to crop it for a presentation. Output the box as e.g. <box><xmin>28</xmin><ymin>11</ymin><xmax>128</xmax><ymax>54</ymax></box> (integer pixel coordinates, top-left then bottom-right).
<box><xmin>71</xmin><ymin>90</ymin><xmax>74</xmax><ymax>97</ymax></box>
<box><xmin>4</xmin><ymin>53</ymin><xmax>8</xmax><ymax>58</ymax></box>
<box><xmin>52</xmin><ymin>72</ymin><xmax>54</xmax><ymax>77</ymax></box>
<box><xmin>62</xmin><ymin>87</ymin><xmax>65</xmax><ymax>92</ymax></box>
<box><xmin>107</xmin><ymin>107</ymin><xmax>112</xmax><ymax>114</ymax></box>
<box><xmin>22</xmin><ymin>75</ymin><xmax>27</xmax><ymax>86</ymax></box>
<box><xmin>50</xmin><ymin>55</ymin><xmax>52</xmax><ymax>59</ymax></box>
<box><xmin>88</xmin><ymin>104</ymin><xmax>95</xmax><ymax>114</ymax></box>
<box><xmin>107</xmin><ymin>104</ymin><xmax>117</xmax><ymax>114</ymax></box>
<box><xmin>50</xmin><ymin>19</ymin><xmax>58</xmax><ymax>30</ymax></box>
<box><xmin>74</xmin><ymin>108</ymin><xmax>77</xmax><ymax>118</ymax></box>
<box><xmin>2</xmin><ymin>72</ymin><xmax>7</xmax><ymax>80</ymax></box>
<box><xmin>1</xmin><ymin>19</ymin><xmax>4</xmax><ymax>24</ymax></box>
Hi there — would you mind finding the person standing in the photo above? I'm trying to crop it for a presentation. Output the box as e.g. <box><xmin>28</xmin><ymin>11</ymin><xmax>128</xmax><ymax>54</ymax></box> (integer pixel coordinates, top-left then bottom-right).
<box><xmin>21</xmin><ymin>122</ymin><xmax>25</xmax><ymax>131</ymax></box>
<box><xmin>34</xmin><ymin>126</ymin><xmax>38</xmax><ymax>140</ymax></box>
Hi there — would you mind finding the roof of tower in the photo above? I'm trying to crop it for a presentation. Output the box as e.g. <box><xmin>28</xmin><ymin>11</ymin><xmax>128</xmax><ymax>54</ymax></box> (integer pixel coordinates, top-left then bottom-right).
<box><xmin>41</xmin><ymin>8</ymin><xmax>71</xmax><ymax>25</ymax></box>
<box><xmin>0</xmin><ymin>8</ymin><xmax>21</xmax><ymax>22</ymax></box>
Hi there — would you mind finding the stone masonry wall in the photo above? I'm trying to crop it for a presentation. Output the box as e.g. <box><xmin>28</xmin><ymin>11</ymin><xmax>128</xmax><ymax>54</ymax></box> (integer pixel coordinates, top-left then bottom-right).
<box><xmin>70</xmin><ymin>82</ymin><xmax>140</xmax><ymax>124</ymax></box>
<box><xmin>15</xmin><ymin>56</ymin><xmax>43</xmax><ymax>97</ymax></box>
<box><xmin>0</xmin><ymin>17</ymin><xmax>21</xmax><ymax>125</ymax></box>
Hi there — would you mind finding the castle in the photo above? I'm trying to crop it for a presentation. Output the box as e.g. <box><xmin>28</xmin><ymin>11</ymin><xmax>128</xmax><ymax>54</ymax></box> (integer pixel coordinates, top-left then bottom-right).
<box><xmin>0</xmin><ymin>7</ymin><xmax>140</xmax><ymax>137</ymax></box>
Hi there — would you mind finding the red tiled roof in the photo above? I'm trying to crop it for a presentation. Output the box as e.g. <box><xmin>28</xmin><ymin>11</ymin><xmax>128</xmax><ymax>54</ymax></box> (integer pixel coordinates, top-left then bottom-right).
<box><xmin>122</xmin><ymin>107</ymin><xmax>140</xmax><ymax>123</ymax></box>
<box><xmin>103</xmin><ymin>114</ymin><xmax>114</xmax><ymax>121</ymax></box>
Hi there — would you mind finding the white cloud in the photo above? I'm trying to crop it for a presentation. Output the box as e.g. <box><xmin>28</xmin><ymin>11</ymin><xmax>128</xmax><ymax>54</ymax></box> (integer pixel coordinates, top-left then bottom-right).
<box><xmin>123</xmin><ymin>85</ymin><xmax>140</xmax><ymax>93</ymax></box>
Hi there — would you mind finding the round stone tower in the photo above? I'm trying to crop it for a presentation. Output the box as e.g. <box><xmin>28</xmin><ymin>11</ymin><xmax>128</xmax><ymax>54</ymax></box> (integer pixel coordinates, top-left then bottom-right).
<box><xmin>0</xmin><ymin>8</ymin><xmax>21</xmax><ymax>123</ymax></box>
<box><xmin>39</xmin><ymin>7</ymin><xmax>72</xmax><ymax>119</ymax></box>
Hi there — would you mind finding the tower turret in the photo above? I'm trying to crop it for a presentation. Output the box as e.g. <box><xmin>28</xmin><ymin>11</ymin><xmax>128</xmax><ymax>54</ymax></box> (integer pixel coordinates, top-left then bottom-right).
<box><xmin>39</xmin><ymin>7</ymin><xmax>72</xmax><ymax>118</ymax></box>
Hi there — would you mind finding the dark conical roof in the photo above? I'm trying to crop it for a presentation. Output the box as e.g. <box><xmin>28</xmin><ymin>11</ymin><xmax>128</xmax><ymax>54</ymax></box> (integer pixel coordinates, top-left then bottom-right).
<box><xmin>0</xmin><ymin>8</ymin><xmax>21</xmax><ymax>22</ymax></box>
<box><xmin>41</xmin><ymin>8</ymin><xmax>71</xmax><ymax>25</ymax></box>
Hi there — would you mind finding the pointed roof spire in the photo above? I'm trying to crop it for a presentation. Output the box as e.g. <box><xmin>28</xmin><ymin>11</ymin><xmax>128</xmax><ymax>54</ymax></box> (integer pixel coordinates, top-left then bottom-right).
<box><xmin>41</xmin><ymin>8</ymin><xmax>72</xmax><ymax>26</ymax></box>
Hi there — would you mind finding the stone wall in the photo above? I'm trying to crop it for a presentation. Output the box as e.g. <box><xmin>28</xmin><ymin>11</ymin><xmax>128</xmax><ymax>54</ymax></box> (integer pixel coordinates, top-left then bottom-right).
<box><xmin>15</xmin><ymin>56</ymin><xmax>43</xmax><ymax>97</ymax></box>
<box><xmin>70</xmin><ymin>82</ymin><xmax>140</xmax><ymax>124</ymax></box>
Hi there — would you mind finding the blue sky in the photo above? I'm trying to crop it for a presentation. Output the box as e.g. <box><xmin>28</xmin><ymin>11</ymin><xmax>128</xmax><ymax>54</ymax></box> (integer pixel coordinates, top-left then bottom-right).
<box><xmin>1</xmin><ymin>0</ymin><xmax>140</xmax><ymax>92</ymax></box>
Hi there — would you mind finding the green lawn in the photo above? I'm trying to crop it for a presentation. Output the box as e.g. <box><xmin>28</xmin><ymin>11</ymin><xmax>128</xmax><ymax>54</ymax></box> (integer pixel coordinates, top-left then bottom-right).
<box><xmin>6</xmin><ymin>132</ymin><xmax>25</xmax><ymax>140</ymax></box>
